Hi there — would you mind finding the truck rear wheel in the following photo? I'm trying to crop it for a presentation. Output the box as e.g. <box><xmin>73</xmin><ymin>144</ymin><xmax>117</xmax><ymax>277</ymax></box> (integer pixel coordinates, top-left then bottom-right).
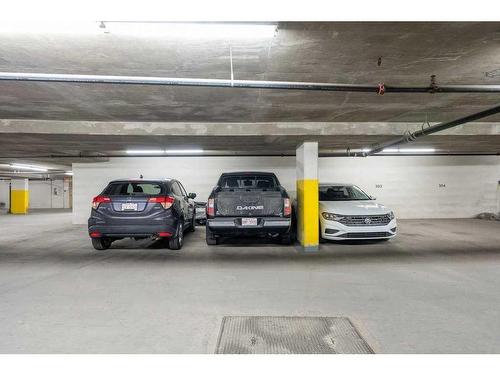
<box><xmin>280</xmin><ymin>233</ymin><xmax>293</xmax><ymax>245</ymax></box>
<box><xmin>206</xmin><ymin>226</ymin><xmax>218</xmax><ymax>245</ymax></box>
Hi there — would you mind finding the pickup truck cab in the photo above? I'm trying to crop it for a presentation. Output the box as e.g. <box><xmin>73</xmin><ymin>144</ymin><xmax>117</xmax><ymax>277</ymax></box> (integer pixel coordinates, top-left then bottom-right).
<box><xmin>205</xmin><ymin>172</ymin><xmax>293</xmax><ymax>245</ymax></box>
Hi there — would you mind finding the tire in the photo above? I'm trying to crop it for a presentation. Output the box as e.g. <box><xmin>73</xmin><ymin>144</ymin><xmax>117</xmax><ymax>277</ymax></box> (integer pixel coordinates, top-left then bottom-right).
<box><xmin>92</xmin><ymin>237</ymin><xmax>112</xmax><ymax>251</ymax></box>
<box><xmin>168</xmin><ymin>220</ymin><xmax>184</xmax><ymax>250</ymax></box>
<box><xmin>188</xmin><ymin>211</ymin><xmax>196</xmax><ymax>232</ymax></box>
<box><xmin>319</xmin><ymin>223</ymin><xmax>327</xmax><ymax>243</ymax></box>
<box><xmin>290</xmin><ymin>227</ymin><xmax>297</xmax><ymax>243</ymax></box>
<box><xmin>205</xmin><ymin>225</ymin><xmax>218</xmax><ymax>245</ymax></box>
<box><xmin>280</xmin><ymin>233</ymin><xmax>293</xmax><ymax>245</ymax></box>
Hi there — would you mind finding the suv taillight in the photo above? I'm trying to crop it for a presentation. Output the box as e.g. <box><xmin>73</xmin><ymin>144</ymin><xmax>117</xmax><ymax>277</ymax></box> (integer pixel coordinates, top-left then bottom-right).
<box><xmin>148</xmin><ymin>196</ymin><xmax>175</xmax><ymax>209</ymax></box>
<box><xmin>92</xmin><ymin>195</ymin><xmax>111</xmax><ymax>209</ymax></box>
<box><xmin>207</xmin><ymin>198</ymin><xmax>215</xmax><ymax>217</ymax></box>
<box><xmin>283</xmin><ymin>198</ymin><xmax>291</xmax><ymax>217</ymax></box>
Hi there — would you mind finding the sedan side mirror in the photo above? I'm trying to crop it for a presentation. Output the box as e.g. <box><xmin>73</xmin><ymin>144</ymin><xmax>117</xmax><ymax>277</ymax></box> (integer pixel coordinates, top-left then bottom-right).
<box><xmin>188</xmin><ymin>192</ymin><xmax>197</xmax><ymax>199</ymax></box>
<box><xmin>370</xmin><ymin>195</ymin><xmax>376</xmax><ymax>200</ymax></box>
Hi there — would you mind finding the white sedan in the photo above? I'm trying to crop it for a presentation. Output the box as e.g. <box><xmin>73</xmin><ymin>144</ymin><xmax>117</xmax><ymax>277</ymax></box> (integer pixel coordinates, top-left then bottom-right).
<box><xmin>319</xmin><ymin>183</ymin><xmax>397</xmax><ymax>241</ymax></box>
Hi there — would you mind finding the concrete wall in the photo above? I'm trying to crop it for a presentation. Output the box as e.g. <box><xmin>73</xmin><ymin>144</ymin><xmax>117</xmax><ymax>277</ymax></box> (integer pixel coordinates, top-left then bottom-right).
<box><xmin>319</xmin><ymin>156</ymin><xmax>500</xmax><ymax>219</ymax></box>
<box><xmin>0</xmin><ymin>179</ymin><xmax>71</xmax><ymax>211</ymax></box>
<box><xmin>29</xmin><ymin>180</ymin><xmax>65</xmax><ymax>209</ymax></box>
<box><xmin>0</xmin><ymin>180</ymin><xmax>10</xmax><ymax>211</ymax></box>
<box><xmin>72</xmin><ymin>155</ymin><xmax>500</xmax><ymax>224</ymax></box>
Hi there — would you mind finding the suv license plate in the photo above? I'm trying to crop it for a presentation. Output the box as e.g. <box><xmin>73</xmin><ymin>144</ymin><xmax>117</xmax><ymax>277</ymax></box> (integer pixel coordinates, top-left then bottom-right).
<box><xmin>121</xmin><ymin>203</ymin><xmax>138</xmax><ymax>211</ymax></box>
<box><xmin>242</xmin><ymin>218</ymin><xmax>258</xmax><ymax>226</ymax></box>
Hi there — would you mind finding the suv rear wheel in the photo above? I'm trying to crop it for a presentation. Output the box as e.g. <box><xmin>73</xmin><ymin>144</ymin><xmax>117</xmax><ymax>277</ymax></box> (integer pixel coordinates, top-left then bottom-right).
<box><xmin>92</xmin><ymin>238</ymin><xmax>112</xmax><ymax>250</ymax></box>
<box><xmin>168</xmin><ymin>221</ymin><xmax>184</xmax><ymax>250</ymax></box>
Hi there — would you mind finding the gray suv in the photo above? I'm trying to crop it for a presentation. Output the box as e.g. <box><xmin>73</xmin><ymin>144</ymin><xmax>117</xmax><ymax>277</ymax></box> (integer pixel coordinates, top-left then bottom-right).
<box><xmin>88</xmin><ymin>179</ymin><xmax>196</xmax><ymax>250</ymax></box>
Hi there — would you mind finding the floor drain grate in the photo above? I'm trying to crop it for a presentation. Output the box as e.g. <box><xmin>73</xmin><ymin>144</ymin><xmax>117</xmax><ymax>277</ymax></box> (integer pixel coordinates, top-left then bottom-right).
<box><xmin>215</xmin><ymin>316</ymin><xmax>374</xmax><ymax>354</ymax></box>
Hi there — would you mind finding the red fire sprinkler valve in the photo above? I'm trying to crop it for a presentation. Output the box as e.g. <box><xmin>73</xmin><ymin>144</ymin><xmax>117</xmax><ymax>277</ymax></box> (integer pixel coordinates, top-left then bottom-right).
<box><xmin>377</xmin><ymin>83</ymin><xmax>386</xmax><ymax>95</ymax></box>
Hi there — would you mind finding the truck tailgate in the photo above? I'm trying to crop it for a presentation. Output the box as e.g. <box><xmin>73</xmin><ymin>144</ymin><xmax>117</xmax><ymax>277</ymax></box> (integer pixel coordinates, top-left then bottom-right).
<box><xmin>216</xmin><ymin>190</ymin><xmax>283</xmax><ymax>217</ymax></box>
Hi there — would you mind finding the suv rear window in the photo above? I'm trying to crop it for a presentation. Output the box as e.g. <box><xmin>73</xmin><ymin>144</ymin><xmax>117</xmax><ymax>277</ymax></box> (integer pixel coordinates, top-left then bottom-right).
<box><xmin>103</xmin><ymin>182</ymin><xmax>165</xmax><ymax>196</ymax></box>
<box><xmin>219</xmin><ymin>175</ymin><xmax>277</xmax><ymax>189</ymax></box>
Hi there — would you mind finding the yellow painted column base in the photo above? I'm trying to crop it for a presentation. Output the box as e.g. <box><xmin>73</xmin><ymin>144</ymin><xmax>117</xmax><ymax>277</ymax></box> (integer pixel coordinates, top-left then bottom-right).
<box><xmin>297</xmin><ymin>179</ymin><xmax>319</xmax><ymax>252</ymax></box>
<box><xmin>10</xmin><ymin>190</ymin><xmax>29</xmax><ymax>214</ymax></box>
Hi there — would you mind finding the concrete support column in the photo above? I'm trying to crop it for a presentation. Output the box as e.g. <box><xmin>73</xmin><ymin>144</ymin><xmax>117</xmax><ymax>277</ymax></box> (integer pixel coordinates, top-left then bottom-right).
<box><xmin>296</xmin><ymin>142</ymin><xmax>319</xmax><ymax>252</ymax></box>
<box><xmin>10</xmin><ymin>179</ymin><xmax>29</xmax><ymax>214</ymax></box>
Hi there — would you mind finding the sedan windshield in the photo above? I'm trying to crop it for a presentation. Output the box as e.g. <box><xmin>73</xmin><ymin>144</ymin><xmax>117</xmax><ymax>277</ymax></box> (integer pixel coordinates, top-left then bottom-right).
<box><xmin>319</xmin><ymin>185</ymin><xmax>371</xmax><ymax>201</ymax></box>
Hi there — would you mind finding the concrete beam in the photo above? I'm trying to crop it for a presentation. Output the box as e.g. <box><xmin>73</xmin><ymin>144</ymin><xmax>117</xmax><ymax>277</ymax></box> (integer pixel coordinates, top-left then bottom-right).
<box><xmin>0</xmin><ymin>120</ymin><xmax>499</xmax><ymax>137</ymax></box>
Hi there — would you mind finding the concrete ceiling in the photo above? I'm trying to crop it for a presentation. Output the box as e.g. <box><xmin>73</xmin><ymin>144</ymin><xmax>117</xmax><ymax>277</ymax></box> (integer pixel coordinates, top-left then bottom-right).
<box><xmin>1</xmin><ymin>22</ymin><xmax>500</xmax><ymax>123</ymax></box>
<box><xmin>0</xmin><ymin>121</ymin><xmax>498</xmax><ymax>171</ymax></box>
<box><xmin>1</xmin><ymin>133</ymin><xmax>498</xmax><ymax>157</ymax></box>
<box><xmin>0</xmin><ymin>21</ymin><xmax>499</xmax><ymax>172</ymax></box>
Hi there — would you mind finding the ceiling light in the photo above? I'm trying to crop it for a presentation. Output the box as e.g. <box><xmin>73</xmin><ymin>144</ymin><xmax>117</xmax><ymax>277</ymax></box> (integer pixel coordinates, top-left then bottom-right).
<box><xmin>0</xmin><ymin>20</ymin><xmax>98</xmax><ymax>34</ymax></box>
<box><xmin>164</xmin><ymin>149</ymin><xmax>204</xmax><ymax>154</ymax></box>
<box><xmin>382</xmin><ymin>148</ymin><xmax>435</xmax><ymax>153</ymax></box>
<box><xmin>126</xmin><ymin>150</ymin><xmax>164</xmax><ymax>155</ymax></box>
<box><xmin>100</xmin><ymin>22</ymin><xmax>277</xmax><ymax>39</ymax></box>
<box><xmin>10</xmin><ymin>163</ymin><xmax>48</xmax><ymax>172</ymax></box>
<box><xmin>65</xmin><ymin>171</ymin><xmax>74</xmax><ymax>176</ymax></box>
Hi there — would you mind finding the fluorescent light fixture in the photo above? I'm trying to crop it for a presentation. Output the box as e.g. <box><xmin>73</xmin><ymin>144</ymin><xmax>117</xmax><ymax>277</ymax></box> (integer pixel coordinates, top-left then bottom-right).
<box><xmin>0</xmin><ymin>20</ymin><xmax>277</xmax><ymax>39</ymax></box>
<box><xmin>164</xmin><ymin>149</ymin><xmax>204</xmax><ymax>154</ymax></box>
<box><xmin>100</xmin><ymin>22</ymin><xmax>277</xmax><ymax>39</ymax></box>
<box><xmin>126</xmin><ymin>149</ymin><xmax>203</xmax><ymax>155</ymax></box>
<box><xmin>65</xmin><ymin>171</ymin><xmax>73</xmax><ymax>176</ymax></box>
<box><xmin>0</xmin><ymin>20</ymin><xmax>98</xmax><ymax>34</ymax></box>
<box><xmin>382</xmin><ymin>148</ymin><xmax>435</xmax><ymax>153</ymax></box>
<box><xmin>126</xmin><ymin>149</ymin><xmax>164</xmax><ymax>155</ymax></box>
<box><xmin>10</xmin><ymin>163</ymin><xmax>48</xmax><ymax>172</ymax></box>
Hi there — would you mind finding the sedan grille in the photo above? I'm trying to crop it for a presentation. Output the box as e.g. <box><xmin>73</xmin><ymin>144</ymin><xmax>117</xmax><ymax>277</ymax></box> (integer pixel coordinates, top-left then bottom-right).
<box><xmin>340</xmin><ymin>232</ymin><xmax>392</xmax><ymax>238</ymax></box>
<box><xmin>338</xmin><ymin>214</ymin><xmax>391</xmax><ymax>226</ymax></box>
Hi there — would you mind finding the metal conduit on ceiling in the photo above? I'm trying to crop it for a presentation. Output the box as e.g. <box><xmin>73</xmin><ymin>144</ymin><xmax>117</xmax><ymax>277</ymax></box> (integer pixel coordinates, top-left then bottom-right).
<box><xmin>1</xmin><ymin>72</ymin><xmax>499</xmax><ymax>156</ymax></box>
<box><xmin>1</xmin><ymin>72</ymin><xmax>500</xmax><ymax>93</ymax></box>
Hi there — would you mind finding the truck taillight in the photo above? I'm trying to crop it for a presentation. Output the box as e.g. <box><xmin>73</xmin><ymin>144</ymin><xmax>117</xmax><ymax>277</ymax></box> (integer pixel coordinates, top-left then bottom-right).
<box><xmin>148</xmin><ymin>196</ymin><xmax>175</xmax><ymax>209</ymax></box>
<box><xmin>92</xmin><ymin>195</ymin><xmax>111</xmax><ymax>209</ymax></box>
<box><xmin>284</xmin><ymin>198</ymin><xmax>291</xmax><ymax>217</ymax></box>
<box><xmin>207</xmin><ymin>198</ymin><xmax>215</xmax><ymax>217</ymax></box>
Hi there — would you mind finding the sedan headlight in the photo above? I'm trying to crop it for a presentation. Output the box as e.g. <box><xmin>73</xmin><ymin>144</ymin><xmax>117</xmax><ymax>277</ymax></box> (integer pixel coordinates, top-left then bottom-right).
<box><xmin>322</xmin><ymin>212</ymin><xmax>342</xmax><ymax>221</ymax></box>
<box><xmin>388</xmin><ymin>211</ymin><xmax>395</xmax><ymax>220</ymax></box>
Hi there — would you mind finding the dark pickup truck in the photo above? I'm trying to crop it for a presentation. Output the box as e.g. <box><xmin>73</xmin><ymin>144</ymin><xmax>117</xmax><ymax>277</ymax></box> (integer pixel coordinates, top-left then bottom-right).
<box><xmin>205</xmin><ymin>172</ymin><xmax>293</xmax><ymax>245</ymax></box>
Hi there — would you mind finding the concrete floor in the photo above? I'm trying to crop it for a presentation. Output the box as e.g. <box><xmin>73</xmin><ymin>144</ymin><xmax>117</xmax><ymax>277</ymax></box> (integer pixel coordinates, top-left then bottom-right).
<box><xmin>0</xmin><ymin>211</ymin><xmax>499</xmax><ymax>353</ymax></box>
